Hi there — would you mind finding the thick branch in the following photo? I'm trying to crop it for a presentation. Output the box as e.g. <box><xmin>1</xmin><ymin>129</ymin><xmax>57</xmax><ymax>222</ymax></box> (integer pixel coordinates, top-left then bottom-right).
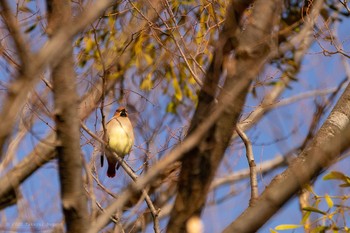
<box><xmin>0</xmin><ymin>0</ymin><xmax>30</xmax><ymax>65</ymax></box>
<box><xmin>87</xmin><ymin>79</ymin><xmax>248</xmax><ymax>233</ymax></box>
<box><xmin>47</xmin><ymin>1</ymin><xmax>88</xmax><ymax>232</ymax></box>
<box><xmin>223</xmin><ymin>76</ymin><xmax>350</xmax><ymax>233</ymax></box>
<box><xmin>0</xmin><ymin>77</ymin><xmax>118</xmax><ymax>210</ymax></box>
<box><xmin>0</xmin><ymin>0</ymin><xmax>113</xmax><ymax>158</ymax></box>
<box><xmin>238</xmin><ymin>0</ymin><xmax>324</xmax><ymax>134</ymax></box>
<box><xmin>166</xmin><ymin>0</ymin><xmax>281</xmax><ymax>232</ymax></box>
<box><xmin>0</xmin><ymin>0</ymin><xmax>161</xmax><ymax>211</ymax></box>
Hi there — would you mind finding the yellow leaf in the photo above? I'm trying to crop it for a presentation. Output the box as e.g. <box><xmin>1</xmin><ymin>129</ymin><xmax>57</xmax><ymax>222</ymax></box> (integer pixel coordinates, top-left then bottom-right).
<box><xmin>143</xmin><ymin>54</ymin><xmax>153</xmax><ymax>65</ymax></box>
<box><xmin>269</xmin><ymin>229</ymin><xmax>278</xmax><ymax>233</ymax></box>
<box><xmin>188</xmin><ymin>76</ymin><xmax>197</xmax><ymax>85</ymax></box>
<box><xmin>75</xmin><ymin>36</ymin><xmax>84</xmax><ymax>47</ymax></box>
<box><xmin>134</xmin><ymin>32</ymin><xmax>145</xmax><ymax>55</ymax></box>
<box><xmin>109</xmin><ymin>71</ymin><xmax>121</xmax><ymax>79</ymax></box>
<box><xmin>323</xmin><ymin>171</ymin><xmax>349</xmax><ymax>181</ymax></box>
<box><xmin>85</xmin><ymin>37</ymin><xmax>94</xmax><ymax>52</ymax></box>
<box><xmin>275</xmin><ymin>224</ymin><xmax>302</xmax><ymax>230</ymax></box>
<box><xmin>19</xmin><ymin>6</ymin><xmax>33</xmax><ymax>13</ymax></box>
<box><xmin>173</xmin><ymin>78</ymin><xmax>183</xmax><ymax>101</ymax></box>
<box><xmin>304</xmin><ymin>184</ymin><xmax>315</xmax><ymax>195</ymax></box>
<box><xmin>325</xmin><ymin>194</ymin><xmax>334</xmax><ymax>208</ymax></box>
<box><xmin>166</xmin><ymin>102</ymin><xmax>176</xmax><ymax>113</ymax></box>
<box><xmin>108</xmin><ymin>15</ymin><xmax>116</xmax><ymax>28</ymax></box>
<box><xmin>140</xmin><ymin>74</ymin><xmax>153</xmax><ymax>91</ymax></box>
<box><xmin>301</xmin><ymin>211</ymin><xmax>311</xmax><ymax>224</ymax></box>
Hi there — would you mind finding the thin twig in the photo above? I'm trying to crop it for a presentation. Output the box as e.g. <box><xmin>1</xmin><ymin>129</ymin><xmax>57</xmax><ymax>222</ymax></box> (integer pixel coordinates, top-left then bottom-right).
<box><xmin>87</xmin><ymin>72</ymin><xmax>255</xmax><ymax>233</ymax></box>
<box><xmin>91</xmin><ymin>23</ymin><xmax>108</xmax><ymax>168</ymax></box>
<box><xmin>0</xmin><ymin>0</ymin><xmax>115</xmax><ymax>159</ymax></box>
<box><xmin>162</xmin><ymin>0</ymin><xmax>202</xmax><ymax>86</ymax></box>
<box><xmin>236</xmin><ymin>125</ymin><xmax>258</xmax><ymax>206</ymax></box>
<box><xmin>0</xmin><ymin>0</ymin><xmax>30</xmax><ymax>64</ymax></box>
<box><xmin>81</xmin><ymin>123</ymin><xmax>161</xmax><ymax>233</ymax></box>
<box><xmin>210</xmin><ymin>155</ymin><xmax>286</xmax><ymax>190</ymax></box>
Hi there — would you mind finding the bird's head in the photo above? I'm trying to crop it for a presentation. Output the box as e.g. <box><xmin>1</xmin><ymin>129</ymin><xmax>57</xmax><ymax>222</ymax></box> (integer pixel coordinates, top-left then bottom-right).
<box><xmin>115</xmin><ymin>107</ymin><xmax>128</xmax><ymax>117</ymax></box>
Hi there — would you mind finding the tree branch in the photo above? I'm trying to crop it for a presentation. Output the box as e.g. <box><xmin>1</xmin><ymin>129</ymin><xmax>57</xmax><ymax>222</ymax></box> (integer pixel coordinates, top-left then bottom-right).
<box><xmin>47</xmin><ymin>1</ymin><xmax>88</xmax><ymax>232</ymax></box>
<box><xmin>236</xmin><ymin>125</ymin><xmax>258</xmax><ymax>205</ymax></box>
<box><xmin>223</xmin><ymin>77</ymin><xmax>350</xmax><ymax>233</ymax></box>
<box><xmin>81</xmin><ymin>123</ymin><xmax>161</xmax><ymax>233</ymax></box>
<box><xmin>0</xmin><ymin>77</ymin><xmax>118</xmax><ymax>210</ymax></box>
<box><xmin>0</xmin><ymin>0</ymin><xmax>30</xmax><ymax>65</ymax></box>
<box><xmin>0</xmin><ymin>0</ymin><xmax>162</xmax><ymax>212</ymax></box>
<box><xmin>0</xmin><ymin>0</ymin><xmax>114</xmax><ymax>158</ymax></box>
<box><xmin>166</xmin><ymin>0</ymin><xmax>281</xmax><ymax>231</ymax></box>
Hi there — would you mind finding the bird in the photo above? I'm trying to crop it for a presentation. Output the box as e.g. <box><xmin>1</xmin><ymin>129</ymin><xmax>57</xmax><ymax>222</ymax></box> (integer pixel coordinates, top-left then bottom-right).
<box><xmin>104</xmin><ymin>106</ymin><xmax>134</xmax><ymax>178</ymax></box>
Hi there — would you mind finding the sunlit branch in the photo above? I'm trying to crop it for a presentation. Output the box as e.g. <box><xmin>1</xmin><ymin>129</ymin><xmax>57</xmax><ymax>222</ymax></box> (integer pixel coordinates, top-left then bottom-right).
<box><xmin>0</xmin><ymin>0</ymin><xmax>114</xmax><ymax>158</ymax></box>
<box><xmin>236</xmin><ymin>125</ymin><xmax>258</xmax><ymax>205</ymax></box>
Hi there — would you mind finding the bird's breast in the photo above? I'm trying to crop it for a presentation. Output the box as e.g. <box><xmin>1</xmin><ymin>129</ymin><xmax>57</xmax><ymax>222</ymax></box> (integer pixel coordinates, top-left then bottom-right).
<box><xmin>107</xmin><ymin>120</ymin><xmax>134</xmax><ymax>156</ymax></box>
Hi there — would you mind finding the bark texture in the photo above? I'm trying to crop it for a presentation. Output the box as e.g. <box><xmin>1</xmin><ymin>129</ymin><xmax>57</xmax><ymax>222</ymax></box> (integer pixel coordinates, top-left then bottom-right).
<box><xmin>0</xmin><ymin>0</ymin><xmax>112</xmax><ymax>158</ymax></box>
<box><xmin>223</xmin><ymin>66</ymin><xmax>350</xmax><ymax>233</ymax></box>
<box><xmin>166</xmin><ymin>0</ymin><xmax>281</xmax><ymax>232</ymax></box>
<box><xmin>47</xmin><ymin>1</ymin><xmax>88</xmax><ymax>232</ymax></box>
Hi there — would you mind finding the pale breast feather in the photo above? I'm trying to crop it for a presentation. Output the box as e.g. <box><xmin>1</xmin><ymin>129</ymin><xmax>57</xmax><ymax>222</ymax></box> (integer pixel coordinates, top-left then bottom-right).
<box><xmin>107</xmin><ymin>118</ymin><xmax>134</xmax><ymax>156</ymax></box>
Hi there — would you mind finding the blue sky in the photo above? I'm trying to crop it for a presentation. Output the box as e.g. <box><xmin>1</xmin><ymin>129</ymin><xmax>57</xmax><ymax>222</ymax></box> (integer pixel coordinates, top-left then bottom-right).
<box><xmin>1</xmin><ymin>1</ymin><xmax>350</xmax><ymax>232</ymax></box>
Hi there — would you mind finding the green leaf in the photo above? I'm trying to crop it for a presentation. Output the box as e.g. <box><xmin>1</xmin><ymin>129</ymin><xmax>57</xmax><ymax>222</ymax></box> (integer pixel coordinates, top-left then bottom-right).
<box><xmin>275</xmin><ymin>224</ymin><xmax>302</xmax><ymax>230</ymax></box>
<box><xmin>166</xmin><ymin>102</ymin><xmax>176</xmax><ymax>113</ymax></box>
<box><xmin>24</xmin><ymin>23</ymin><xmax>37</xmax><ymax>33</ymax></box>
<box><xmin>302</xmin><ymin>206</ymin><xmax>326</xmax><ymax>215</ymax></box>
<box><xmin>79</xmin><ymin>58</ymin><xmax>87</xmax><ymax>68</ymax></box>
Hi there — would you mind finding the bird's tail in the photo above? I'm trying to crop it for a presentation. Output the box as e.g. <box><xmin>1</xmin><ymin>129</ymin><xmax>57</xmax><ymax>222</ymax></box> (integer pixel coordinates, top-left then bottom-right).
<box><xmin>107</xmin><ymin>164</ymin><xmax>116</xmax><ymax>178</ymax></box>
<box><xmin>100</xmin><ymin>154</ymin><xmax>104</xmax><ymax>167</ymax></box>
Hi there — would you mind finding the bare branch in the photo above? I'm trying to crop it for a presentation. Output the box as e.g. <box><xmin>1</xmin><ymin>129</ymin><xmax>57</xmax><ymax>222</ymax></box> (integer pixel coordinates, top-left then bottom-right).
<box><xmin>0</xmin><ymin>0</ymin><xmax>163</xmax><ymax>210</ymax></box>
<box><xmin>47</xmin><ymin>1</ymin><xmax>88</xmax><ymax>232</ymax></box>
<box><xmin>87</xmin><ymin>97</ymin><xmax>221</xmax><ymax>232</ymax></box>
<box><xmin>166</xmin><ymin>0</ymin><xmax>282</xmax><ymax>231</ymax></box>
<box><xmin>236</xmin><ymin>125</ymin><xmax>258</xmax><ymax>205</ymax></box>
<box><xmin>0</xmin><ymin>0</ymin><xmax>114</xmax><ymax>158</ymax></box>
<box><xmin>223</xmin><ymin>79</ymin><xmax>350</xmax><ymax>233</ymax></box>
<box><xmin>81</xmin><ymin>122</ymin><xmax>161</xmax><ymax>233</ymax></box>
<box><xmin>87</xmin><ymin>4</ymin><xmax>283</xmax><ymax>224</ymax></box>
<box><xmin>210</xmin><ymin>156</ymin><xmax>286</xmax><ymax>190</ymax></box>
<box><xmin>0</xmin><ymin>0</ymin><xmax>30</xmax><ymax>64</ymax></box>
<box><xmin>0</xmin><ymin>77</ymin><xmax>118</xmax><ymax>210</ymax></box>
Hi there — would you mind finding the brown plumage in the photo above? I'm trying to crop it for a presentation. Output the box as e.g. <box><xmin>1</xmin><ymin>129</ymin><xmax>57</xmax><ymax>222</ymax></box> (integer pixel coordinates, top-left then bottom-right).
<box><xmin>105</xmin><ymin>107</ymin><xmax>134</xmax><ymax>178</ymax></box>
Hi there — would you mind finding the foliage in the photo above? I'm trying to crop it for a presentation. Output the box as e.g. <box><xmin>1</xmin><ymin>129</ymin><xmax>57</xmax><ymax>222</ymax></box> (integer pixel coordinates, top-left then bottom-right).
<box><xmin>1</xmin><ymin>0</ymin><xmax>350</xmax><ymax>232</ymax></box>
<box><xmin>273</xmin><ymin>172</ymin><xmax>350</xmax><ymax>232</ymax></box>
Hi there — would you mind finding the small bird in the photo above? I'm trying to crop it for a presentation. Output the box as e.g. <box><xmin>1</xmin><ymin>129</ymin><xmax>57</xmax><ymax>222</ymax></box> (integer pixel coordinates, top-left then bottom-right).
<box><xmin>104</xmin><ymin>106</ymin><xmax>134</xmax><ymax>178</ymax></box>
